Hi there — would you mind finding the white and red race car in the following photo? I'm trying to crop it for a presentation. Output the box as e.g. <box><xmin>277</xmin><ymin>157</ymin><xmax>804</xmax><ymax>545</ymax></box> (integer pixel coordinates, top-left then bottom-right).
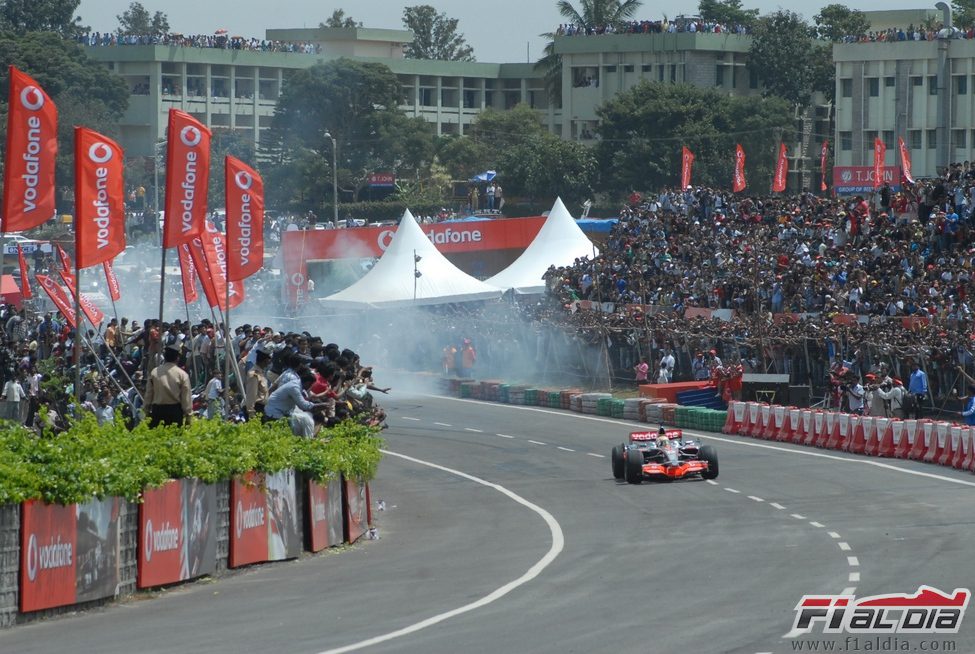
<box><xmin>611</xmin><ymin>428</ymin><xmax>719</xmax><ymax>484</ymax></box>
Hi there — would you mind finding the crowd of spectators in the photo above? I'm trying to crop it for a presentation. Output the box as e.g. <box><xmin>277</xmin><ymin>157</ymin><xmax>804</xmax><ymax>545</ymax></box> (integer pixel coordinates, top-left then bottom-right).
<box><xmin>838</xmin><ymin>24</ymin><xmax>975</xmax><ymax>44</ymax></box>
<box><xmin>78</xmin><ymin>32</ymin><xmax>321</xmax><ymax>54</ymax></box>
<box><xmin>535</xmin><ymin>162</ymin><xmax>975</xmax><ymax>410</ymax></box>
<box><xmin>556</xmin><ymin>17</ymin><xmax>751</xmax><ymax>37</ymax></box>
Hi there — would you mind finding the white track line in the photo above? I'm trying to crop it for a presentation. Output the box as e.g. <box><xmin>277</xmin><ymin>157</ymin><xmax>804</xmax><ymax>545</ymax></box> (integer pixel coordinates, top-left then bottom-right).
<box><xmin>496</xmin><ymin>434</ymin><xmax>514</xmax><ymax>439</ymax></box>
<box><xmin>427</xmin><ymin>396</ymin><xmax>975</xmax><ymax>488</ymax></box>
<box><xmin>828</xmin><ymin>531</ymin><xmax>841</xmax><ymax>539</ymax></box>
<box><xmin>434</xmin><ymin>422</ymin><xmax>452</xmax><ymax>427</ymax></box>
<box><xmin>401</xmin><ymin>417</ymin><xmax>421</xmax><ymax>421</ymax></box>
<box><xmin>316</xmin><ymin>450</ymin><xmax>565</xmax><ymax>654</ymax></box>
<box><xmin>747</xmin><ymin>496</ymin><xmax>764</xmax><ymax>502</ymax></box>
<box><xmin>841</xmin><ymin>586</ymin><xmax>857</xmax><ymax>596</ymax></box>
<box><xmin>790</xmin><ymin>513</ymin><xmax>807</xmax><ymax>520</ymax></box>
<box><xmin>586</xmin><ymin>453</ymin><xmax>604</xmax><ymax>458</ymax></box>
<box><xmin>838</xmin><ymin>542</ymin><xmax>852</xmax><ymax>551</ymax></box>
<box><xmin>705</xmin><ymin>480</ymin><xmax>719</xmax><ymax>486</ymax></box>
<box><xmin>809</xmin><ymin>521</ymin><xmax>825</xmax><ymax>528</ymax></box>
<box><xmin>849</xmin><ymin>572</ymin><xmax>861</xmax><ymax>582</ymax></box>
<box><xmin>770</xmin><ymin>503</ymin><xmax>786</xmax><ymax>510</ymax></box>
<box><xmin>557</xmin><ymin>446</ymin><xmax>575</xmax><ymax>452</ymax></box>
<box><xmin>464</xmin><ymin>428</ymin><xmax>483</xmax><ymax>433</ymax></box>
<box><xmin>847</xmin><ymin>556</ymin><xmax>860</xmax><ymax>567</ymax></box>
<box><xmin>724</xmin><ymin>487</ymin><xmax>741</xmax><ymax>494</ymax></box>
<box><xmin>528</xmin><ymin>440</ymin><xmax>546</xmax><ymax>446</ymax></box>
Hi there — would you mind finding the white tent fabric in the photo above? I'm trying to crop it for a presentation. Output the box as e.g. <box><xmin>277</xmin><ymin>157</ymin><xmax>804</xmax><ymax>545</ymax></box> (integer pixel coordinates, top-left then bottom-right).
<box><xmin>319</xmin><ymin>209</ymin><xmax>503</xmax><ymax>309</ymax></box>
<box><xmin>486</xmin><ymin>197</ymin><xmax>598</xmax><ymax>294</ymax></box>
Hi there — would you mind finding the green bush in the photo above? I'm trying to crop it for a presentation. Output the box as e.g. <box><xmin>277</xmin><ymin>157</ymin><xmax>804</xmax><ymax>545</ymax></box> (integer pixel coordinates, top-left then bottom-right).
<box><xmin>0</xmin><ymin>415</ymin><xmax>383</xmax><ymax>506</ymax></box>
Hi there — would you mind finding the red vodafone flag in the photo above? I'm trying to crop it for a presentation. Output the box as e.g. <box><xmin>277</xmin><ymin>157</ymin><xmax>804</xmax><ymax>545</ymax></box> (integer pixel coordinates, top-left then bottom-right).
<box><xmin>103</xmin><ymin>260</ymin><xmax>121</xmax><ymax>301</ymax></box>
<box><xmin>772</xmin><ymin>142</ymin><xmax>788</xmax><ymax>193</ymax></box>
<box><xmin>188</xmin><ymin>238</ymin><xmax>218</xmax><ymax>308</ymax></box>
<box><xmin>732</xmin><ymin>144</ymin><xmax>746</xmax><ymax>192</ymax></box>
<box><xmin>57</xmin><ymin>272</ymin><xmax>106</xmax><ymax>327</ymax></box>
<box><xmin>177</xmin><ymin>243</ymin><xmax>199</xmax><ymax>305</ymax></box>
<box><xmin>74</xmin><ymin>127</ymin><xmax>125</xmax><ymax>269</ymax></box>
<box><xmin>3</xmin><ymin>66</ymin><xmax>57</xmax><ymax>232</ymax></box>
<box><xmin>35</xmin><ymin>274</ymin><xmax>76</xmax><ymax>328</ymax></box>
<box><xmin>820</xmin><ymin>140</ymin><xmax>829</xmax><ymax>192</ymax></box>
<box><xmin>898</xmin><ymin>136</ymin><xmax>915</xmax><ymax>185</ymax></box>
<box><xmin>873</xmin><ymin>137</ymin><xmax>886</xmax><ymax>189</ymax></box>
<box><xmin>55</xmin><ymin>244</ymin><xmax>75</xmax><ymax>287</ymax></box>
<box><xmin>680</xmin><ymin>146</ymin><xmax>694</xmax><ymax>189</ymax></box>
<box><xmin>163</xmin><ymin>110</ymin><xmax>211</xmax><ymax>248</ymax></box>
<box><xmin>17</xmin><ymin>244</ymin><xmax>31</xmax><ymax>299</ymax></box>
<box><xmin>200</xmin><ymin>221</ymin><xmax>244</xmax><ymax>311</ymax></box>
<box><xmin>225</xmin><ymin>156</ymin><xmax>264</xmax><ymax>281</ymax></box>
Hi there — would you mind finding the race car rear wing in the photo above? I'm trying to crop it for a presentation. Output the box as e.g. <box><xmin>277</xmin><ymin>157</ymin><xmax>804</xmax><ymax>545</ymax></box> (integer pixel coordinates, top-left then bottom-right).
<box><xmin>630</xmin><ymin>429</ymin><xmax>683</xmax><ymax>442</ymax></box>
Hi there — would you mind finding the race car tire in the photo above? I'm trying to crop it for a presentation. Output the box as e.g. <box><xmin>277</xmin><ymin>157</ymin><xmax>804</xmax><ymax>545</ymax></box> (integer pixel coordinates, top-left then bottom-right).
<box><xmin>611</xmin><ymin>445</ymin><xmax>625</xmax><ymax>480</ymax></box>
<box><xmin>624</xmin><ymin>450</ymin><xmax>644</xmax><ymax>484</ymax></box>
<box><xmin>699</xmin><ymin>445</ymin><xmax>719</xmax><ymax>480</ymax></box>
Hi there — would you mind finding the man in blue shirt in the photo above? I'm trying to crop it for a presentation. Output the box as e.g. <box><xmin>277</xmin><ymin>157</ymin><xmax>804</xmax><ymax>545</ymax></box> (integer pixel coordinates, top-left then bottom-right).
<box><xmin>264</xmin><ymin>371</ymin><xmax>328</xmax><ymax>426</ymax></box>
<box><xmin>962</xmin><ymin>385</ymin><xmax>975</xmax><ymax>426</ymax></box>
<box><xmin>907</xmin><ymin>364</ymin><xmax>928</xmax><ymax>419</ymax></box>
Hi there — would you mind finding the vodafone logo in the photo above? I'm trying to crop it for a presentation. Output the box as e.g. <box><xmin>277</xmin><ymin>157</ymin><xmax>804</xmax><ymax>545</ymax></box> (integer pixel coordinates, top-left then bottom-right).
<box><xmin>378</xmin><ymin>230</ymin><xmax>394</xmax><ymax>251</ymax></box>
<box><xmin>179</xmin><ymin>125</ymin><xmax>202</xmax><ymax>147</ymax></box>
<box><xmin>145</xmin><ymin>519</ymin><xmax>154</xmax><ymax>562</ymax></box>
<box><xmin>20</xmin><ymin>86</ymin><xmax>44</xmax><ymax>111</ymax></box>
<box><xmin>26</xmin><ymin>533</ymin><xmax>38</xmax><ymax>581</ymax></box>
<box><xmin>234</xmin><ymin>170</ymin><xmax>253</xmax><ymax>190</ymax></box>
<box><xmin>25</xmin><ymin>532</ymin><xmax>72</xmax><ymax>582</ymax></box>
<box><xmin>144</xmin><ymin>518</ymin><xmax>179</xmax><ymax>562</ymax></box>
<box><xmin>235</xmin><ymin>500</ymin><xmax>243</xmax><ymax>539</ymax></box>
<box><xmin>88</xmin><ymin>142</ymin><xmax>113</xmax><ymax>164</ymax></box>
<box><xmin>290</xmin><ymin>272</ymin><xmax>305</xmax><ymax>287</ymax></box>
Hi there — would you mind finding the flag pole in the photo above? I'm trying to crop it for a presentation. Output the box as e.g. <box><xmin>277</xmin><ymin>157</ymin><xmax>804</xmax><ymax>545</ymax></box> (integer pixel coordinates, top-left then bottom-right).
<box><xmin>224</xmin><ymin>277</ymin><xmax>230</xmax><ymax>412</ymax></box>
<box><xmin>157</xmin><ymin>245</ymin><xmax>166</xmax><ymax>370</ymax></box>
<box><xmin>184</xmin><ymin>298</ymin><xmax>200</xmax><ymax>389</ymax></box>
<box><xmin>73</xmin><ymin>261</ymin><xmax>81</xmax><ymax>403</ymax></box>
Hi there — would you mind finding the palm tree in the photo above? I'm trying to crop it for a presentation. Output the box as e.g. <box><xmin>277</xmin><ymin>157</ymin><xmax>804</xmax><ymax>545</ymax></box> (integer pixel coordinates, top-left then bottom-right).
<box><xmin>535</xmin><ymin>0</ymin><xmax>644</xmax><ymax>101</ymax></box>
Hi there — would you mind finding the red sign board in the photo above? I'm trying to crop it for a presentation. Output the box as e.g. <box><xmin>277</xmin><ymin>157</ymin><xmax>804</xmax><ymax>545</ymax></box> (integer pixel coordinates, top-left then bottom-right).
<box><xmin>230</xmin><ymin>470</ymin><xmax>300</xmax><ymax>568</ymax></box>
<box><xmin>308</xmin><ymin>478</ymin><xmax>344</xmax><ymax>552</ymax></box>
<box><xmin>367</xmin><ymin>172</ymin><xmax>396</xmax><ymax>187</ymax></box>
<box><xmin>832</xmin><ymin>165</ymin><xmax>901</xmax><ymax>194</ymax></box>
<box><xmin>138</xmin><ymin>479</ymin><xmax>218</xmax><ymax>588</ymax></box>
<box><xmin>343</xmin><ymin>477</ymin><xmax>369</xmax><ymax>544</ymax></box>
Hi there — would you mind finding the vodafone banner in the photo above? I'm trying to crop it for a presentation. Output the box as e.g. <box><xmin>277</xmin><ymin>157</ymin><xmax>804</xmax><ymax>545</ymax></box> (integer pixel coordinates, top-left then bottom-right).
<box><xmin>177</xmin><ymin>243</ymin><xmax>199</xmax><ymax>305</ymax></box>
<box><xmin>163</xmin><ymin>110</ymin><xmax>211</xmax><ymax>248</ymax></box>
<box><xmin>308</xmin><ymin>478</ymin><xmax>343</xmax><ymax>552</ymax></box>
<box><xmin>74</xmin><ymin>127</ymin><xmax>125</xmax><ymax>269</ymax></box>
<box><xmin>898</xmin><ymin>136</ymin><xmax>915</xmax><ymax>184</ymax></box>
<box><xmin>772</xmin><ymin>142</ymin><xmax>788</xmax><ymax>193</ymax></box>
<box><xmin>342</xmin><ymin>477</ymin><xmax>369</xmax><ymax>544</ymax></box>
<box><xmin>3</xmin><ymin>66</ymin><xmax>57</xmax><ymax>233</ymax></box>
<box><xmin>189</xmin><ymin>238</ymin><xmax>218</xmax><ymax>308</ymax></box>
<box><xmin>230</xmin><ymin>470</ymin><xmax>300</xmax><ymax>568</ymax></box>
<box><xmin>680</xmin><ymin>146</ymin><xmax>694</xmax><ymax>189</ymax></box>
<box><xmin>138</xmin><ymin>479</ymin><xmax>217</xmax><ymax>589</ymax></box>
<box><xmin>732</xmin><ymin>144</ymin><xmax>746</xmax><ymax>192</ymax></box>
<box><xmin>281</xmin><ymin>216</ymin><xmax>545</xmax><ymax>307</ymax></box>
<box><xmin>225</xmin><ymin>156</ymin><xmax>264</xmax><ymax>282</ymax></box>
<box><xmin>873</xmin><ymin>137</ymin><xmax>887</xmax><ymax>189</ymax></box>
<box><xmin>55</xmin><ymin>244</ymin><xmax>74</xmax><ymax>288</ymax></box>
<box><xmin>200</xmin><ymin>221</ymin><xmax>244</xmax><ymax>311</ymax></box>
<box><xmin>57</xmin><ymin>271</ymin><xmax>107</xmax><ymax>327</ymax></box>
<box><xmin>17</xmin><ymin>244</ymin><xmax>31</xmax><ymax>299</ymax></box>
<box><xmin>820</xmin><ymin>140</ymin><xmax>829</xmax><ymax>192</ymax></box>
<box><xmin>21</xmin><ymin>497</ymin><xmax>121</xmax><ymax>612</ymax></box>
<box><xmin>35</xmin><ymin>274</ymin><xmax>76</xmax><ymax>328</ymax></box>
<box><xmin>103</xmin><ymin>260</ymin><xmax>121</xmax><ymax>302</ymax></box>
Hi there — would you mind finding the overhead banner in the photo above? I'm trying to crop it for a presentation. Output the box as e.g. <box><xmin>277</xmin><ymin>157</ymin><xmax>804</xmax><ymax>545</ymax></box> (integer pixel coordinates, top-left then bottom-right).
<box><xmin>732</xmin><ymin>144</ymin><xmax>746</xmax><ymax>192</ymax></box>
<box><xmin>833</xmin><ymin>166</ymin><xmax>902</xmax><ymax>195</ymax></box>
<box><xmin>225</xmin><ymin>156</ymin><xmax>264</xmax><ymax>282</ymax></box>
<box><xmin>17</xmin><ymin>244</ymin><xmax>31</xmax><ymax>299</ymax></box>
<box><xmin>873</xmin><ymin>137</ymin><xmax>886</xmax><ymax>189</ymax></box>
<box><xmin>137</xmin><ymin>479</ymin><xmax>217</xmax><ymax>589</ymax></box>
<box><xmin>74</xmin><ymin>127</ymin><xmax>125</xmax><ymax>269</ymax></box>
<box><xmin>343</xmin><ymin>477</ymin><xmax>370</xmax><ymax>545</ymax></box>
<box><xmin>177</xmin><ymin>243</ymin><xmax>199</xmax><ymax>305</ymax></box>
<box><xmin>103</xmin><ymin>260</ymin><xmax>121</xmax><ymax>302</ymax></box>
<box><xmin>820</xmin><ymin>140</ymin><xmax>829</xmax><ymax>192</ymax></box>
<box><xmin>772</xmin><ymin>142</ymin><xmax>788</xmax><ymax>193</ymax></box>
<box><xmin>163</xmin><ymin>109</ymin><xmax>211</xmax><ymax>248</ymax></box>
<box><xmin>20</xmin><ymin>498</ymin><xmax>121</xmax><ymax>612</ymax></box>
<box><xmin>35</xmin><ymin>274</ymin><xmax>76</xmax><ymax>328</ymax></box>
<box><xmin>308</xmin><ymin>478</ymin><xmax>344</xmax><ymax>552</ymax></box>
<box><xmin>229</xmin><ymin>470</ymin><xmax>300</xmax><ymax>568</ymax></box>
<box><xmin>680</xmin><ymin>146</ymin><xmax>694</xmax><ymax>189</ymax></box>
<box><xmin>200</xmin><ymin>221</ymin><xmax>245</xmax><ymax>311</ymax></box>
<box><xmin>3</xmin><ymin>65</ymin><xmax>58</xmax><ymax>233</ymax></box>
<box><xmin>898</xmin><ymin>136</ymin><xmax>915</xmax><ymax>185</ymax></box>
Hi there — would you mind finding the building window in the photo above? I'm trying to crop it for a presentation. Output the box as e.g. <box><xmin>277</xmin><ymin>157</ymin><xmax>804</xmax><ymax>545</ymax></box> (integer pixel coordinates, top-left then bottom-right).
<box><xmin>641</xmin><ymin>64</ymin><xmax>652</xmax><ymax>72</ymax></box>
<box><xmin>929</xmin><ymin>76</ymin><xmax>939</xmax><ymax>95</ymax></box>
<box><xmin>658</xmin><ymin>66</ymin><xmax>664</xmax><ymax>82</ymax></box>
<box><xmin>953</xmin><ymin>129</ymin><xmax>967</xmax><ymax>149</ymax></box>
<box><xmin>840</xmin><ymin>131</ymin><xmax>853</xmax><ymax>151</ymax></box>
<box><xmin>957</xmin><ymin>76</ymin><xmax>968</xmax><ymax>95</ymax></box>
<box><xmin>868</xmin><ymin>78</ymin><xmax>880</xmax><ymax>97</ymax></box>
<box><xmin>670</xmin><ymin>64</ymin><xmax>677</xmax><ymax>82</ymax></box>
<box><xmin>885</xmin><ymin>76</ymin><xmax>895</xmax><ymax>87</ymax></box>
<box><xmin>927</xmin><ymin>129</ymin><xmax>938</xmax><ymax>149</ymax></box>
<box><xmin>605</xmin><ymin>65</ymin><xmax>617</xmax><ymax>73</ymax></box>
<box><xmin>716</xmin><ymin>65</ymin><xmax>724</xmax><ymax>86</ymax></box>
<box><xmin>909</xmin><ymin>130</ymin><xmax>922</xmax><ymax>150</ymax></box>
<box><xmin>840</xmin><ymin>78</ymin><xmax>853</xmax><ymax>98</ymax></box>
<box><xmin>883</xmin><ymin>130</ymin><xmax>895</xmax><ymax>148</ymax></box>
<box><xmin>910</xmin><ymin>76</ymin><xmax>922</xmax><ymax>87</ymax></box>
<box><xmin>623</xmin><ymin>64</ymin><xmax>634</xmax><ymax>73</ymax></box>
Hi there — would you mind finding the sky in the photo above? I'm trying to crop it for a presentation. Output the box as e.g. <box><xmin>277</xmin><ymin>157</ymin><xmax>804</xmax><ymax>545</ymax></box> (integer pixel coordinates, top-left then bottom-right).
<box><xmin>78</xmin><ymin>0</ymin><xmax>940</xmax><ymax>64</ymax></box>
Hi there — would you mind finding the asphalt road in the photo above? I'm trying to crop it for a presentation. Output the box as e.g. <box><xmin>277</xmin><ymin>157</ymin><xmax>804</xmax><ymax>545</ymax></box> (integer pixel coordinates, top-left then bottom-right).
<box><xmin>2</xmin><ymin>393</ymin><xmax>974</xmax><ymax>654</ymax></box>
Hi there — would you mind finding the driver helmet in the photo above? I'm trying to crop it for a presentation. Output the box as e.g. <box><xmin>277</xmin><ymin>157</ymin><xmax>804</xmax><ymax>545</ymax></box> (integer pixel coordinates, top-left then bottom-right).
<box><xmin>656</xmin><ymin>426</ymin><xmax>670</xmax><ymax>448</ymax></box>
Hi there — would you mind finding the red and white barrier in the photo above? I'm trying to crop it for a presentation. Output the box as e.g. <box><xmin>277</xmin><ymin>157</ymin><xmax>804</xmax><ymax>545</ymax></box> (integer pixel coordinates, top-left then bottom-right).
<box><xmin>744</xmin><ymin>402</ymin><xmax>763</xmax><ymax>438</ymax></box>
<box><xmin>752</xmin><ymin>404</ymin><xmax>771</xmax><ymax>439</ymax></box>
<box><xmin>814</xmin><ymin>411</ymin><xmax>835</xmax><ymax>448</ymax></box>
<box><xmin>940</xmin><ymin>426</ymin><xmax>960</xmax><ymax>466</ymax></box>
<box><xmin>964</xmin><ymin>428</ymin><xmax>975</xmax><ymax>471</ymax></box>
<box><xmin>825</xmin><ymin>413</ymin><xmax>849</xmax><ymax>450</ymax></box>
<box><xmin>724</xmin><ymin>401</ymin><xmax>745</xmax><ymax>434</ymax></box>
<box><xmin>951</xmin><ymin>427</ymin><xmax>967</xmax><ymax>468</ymax></box>
<box><xmin>894</xmin><ymin>419</ymin><xmax>918</xmax><ymax>459</ymax></box>
<box><xmin>763</xmin><ymin>405</ymin><xmax>783</xmax><ymax>440</ymax></box>
<box><xmin>875</xmin><ymin>418</ymin><xmax>896</xmax><ymax>457</ymax></box>
<box><xmin>918</xmin><ymin>422</ymin><xmax>944</xmax><ymax>462</ymax></box>
<box><xmin>803</xmin><ymin>411</ymin><xmax>822</xmax><ymax>446</ymax></box>
<box><xmin>781</xmin><ymin>408</ymin><xmax>801</xmax><ymax>441</ymax></box>
<box><xmin>847</xmin><ymin>415</ymin><xmax>868</xmax><ymax>454</ymax></box>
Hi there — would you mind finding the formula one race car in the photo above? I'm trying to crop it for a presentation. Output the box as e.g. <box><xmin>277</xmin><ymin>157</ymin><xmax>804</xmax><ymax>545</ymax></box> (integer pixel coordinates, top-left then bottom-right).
<box><xmin>611</xmin><ymin>428</ymin><xmax>719</xmax><ymax>484</ymax></box>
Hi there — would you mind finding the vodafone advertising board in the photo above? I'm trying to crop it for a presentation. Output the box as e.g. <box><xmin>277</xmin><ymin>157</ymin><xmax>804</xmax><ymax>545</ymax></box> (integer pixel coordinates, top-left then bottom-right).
<box><xmin>230</xmin><ymin>470</ymin><xmax>300</xmax><ymax>568</ymax></box>
<box><xmin>308</xmin><ymin>478</ymin><xmax>344</xmax><ymax>552</ymax></box>
<box><xmin>343</xmin><ymin>478</ymin><xmax>369</xmax><ymax>544</ymax></box>
<box><xmin>281</xmin><ymin>216</ymin><xmax>546</xmax><ymax>307</ymax></box>
<box><xmin>138</xmin><ymin>479</ymin><xmax>217</xmax><ymax>588</ymax></box>
<box><xmin>21</xmin><ymin>497</ymin><xmax>121</xmax><ymax>612</ymax></box>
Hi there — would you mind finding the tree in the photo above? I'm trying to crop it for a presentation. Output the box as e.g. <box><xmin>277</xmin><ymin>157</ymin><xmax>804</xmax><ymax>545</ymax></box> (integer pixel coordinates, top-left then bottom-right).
<box><xmin>698</xmin><ymin>0</ymin><xmax>759</xmax><ymax>28</ymax></box>
<box><xmin>0</xmin><ymin>0</ymin><xmax>88</xmax><ymax>37</ymax></box>
<box><xmin>747</xmin><ymin>10</ymin><xmax>819</xmax><ymax>107</ymax></box>
<box><xmin>208</xmin><ymin>129</ymin><xmax>256</xmax><ymax>207</ymax></box>
<box><xmin>594</xmin><ymin>81</ymin><xmax>793</xmax><ymax>192</ymax></box>
<box><xmin>402</xmin><ymin>5</ymin><xmax>475</xmax><ymax>61</ymax></box>
<box><xmin>0</xmin><ymin>32</ymin><xmax>128</xmax><ymax>205</ymax></box>
<box><xmin>536</xmin><ymin>0</ymin><xmax>643</xmax><ymax>101</ymax></box>
<box><xmin>321</xmin><ymin>9</ymin><xmax>360</xmax><ymax>29</ymax></box>
<box><xmin>116</xmin><ymin>2</ymin><xmax>169</xmax><ymax>36</ymax></box>
<box><xmin>953</xmin><ymin>1</ymin><xmax>975</xmax><ymax>29</ymax></box>
<box><xmin>812</xmin><ymin>4</ymin><xmax>869</xmax><ymax>41</ymax></box>
<box><xmin>499</xmin><ymin>132</ymin><xmax>596</xmax><ymax>204</ymax></box>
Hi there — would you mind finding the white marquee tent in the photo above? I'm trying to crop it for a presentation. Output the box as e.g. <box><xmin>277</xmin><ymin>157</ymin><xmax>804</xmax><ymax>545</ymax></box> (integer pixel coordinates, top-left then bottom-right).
<box><xmin>318</xmin><ymin>209</ymin><xmax>503</xmax><ymax>309</ymax></box>
<box><xmin>486</xmin><ymin>197</ymin><xmax>598</xmax><ymax>294</ymax></box>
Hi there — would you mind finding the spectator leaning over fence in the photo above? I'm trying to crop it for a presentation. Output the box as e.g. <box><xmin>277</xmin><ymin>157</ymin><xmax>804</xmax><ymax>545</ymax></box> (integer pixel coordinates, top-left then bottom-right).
<box><xmin>960</xmin><ymin>384</ymin><xmax>975</xmax><ymax>426</ymax></box>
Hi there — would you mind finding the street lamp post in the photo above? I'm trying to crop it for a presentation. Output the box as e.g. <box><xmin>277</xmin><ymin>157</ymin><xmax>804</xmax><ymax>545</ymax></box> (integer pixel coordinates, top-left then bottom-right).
<box><xmin>323</xmin><ymin>131</ymin><xmax>338</xmax><ymax>226</ymax></box>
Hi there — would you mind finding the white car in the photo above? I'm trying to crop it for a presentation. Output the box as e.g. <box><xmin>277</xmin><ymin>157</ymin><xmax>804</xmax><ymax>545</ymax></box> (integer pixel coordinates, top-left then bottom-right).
<box><xmin>2</xmin><ymin>234</ymin><xmax>52</xmax><ymax>255</ymax></box>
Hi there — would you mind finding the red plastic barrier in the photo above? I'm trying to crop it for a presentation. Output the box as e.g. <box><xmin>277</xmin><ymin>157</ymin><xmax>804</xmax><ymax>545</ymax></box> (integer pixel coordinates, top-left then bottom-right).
<box><xmin>767</xmin><ymin>405</ymin><xmax>787</xmax><ymax>440</ymax></box>
<box><xmin>951</xmin><ymin>427</ymin><xmax>967</xmax><ymax>468</ymax></box>
<box><xmin>883</xmin><ymin>420</ymin><xmax>905</xmax><ymax>458</ymax></box>
<box><xmin>894</xmin><ymin>419</ymin><xmax>918</xmax><ymax>459</ymax></box>
<box><xmin>940</xmin><ymin>426</ymin><xmax>960</xmax><ymax>466</ymax></box>
<box><xmin>825</xmin><ymin>413</ymin><xmax>849</xmax><ymax>450</ymax></box>
<box><xmin>799</xmin><ymin>410</ymin><xmax>817</xmax><ymax>445</ymax></box>
<box><xmin>874</xmin><ymin>418</ymin><xmax>896</xmax><ymax>457</ymax></box>
<box><xmin>756</xmin><ymin>404</ymin><xmax>773</xmax><ymax>439</ymax></box>
<box><xmin>744</xmin><ymin>402</ymin><xmax>762</xmax><ymax>438</ymax></box>
<box><xmin>915</xmin><ymin>421</ymin><xmax>937</xmax><ymax>461</ymax></box>
<box><xmin>723</xmin><ymin>401</ymin><xmax>745</xmax><ymax>434</ymax></box>
<box><xmin>814</xmin><ymin>412</ymin><xmax>836</xmax><ymax>448</ymax></box>
<box><xmin>964</xmin><ymin>428</ymin><xmax>975</xmax><ymax>471</ymax></box>
<box><xmin>847</xmin><ymin>415</ymin><xmax>868</xmax><ymax>454</ymax></box>
<box><xmin>780</xmin><ymin>408</ymin><xmax>800</xmax><ymax>441</ymax></box>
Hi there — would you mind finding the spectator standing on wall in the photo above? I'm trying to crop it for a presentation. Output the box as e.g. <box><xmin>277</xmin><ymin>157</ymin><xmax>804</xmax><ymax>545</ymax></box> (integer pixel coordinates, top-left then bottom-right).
<box><xmin>660</xmin><ymin>347</ymin><xmax>676</xmax><ymax>380</ymax></box>
<box><xmin>486</xmin><ymin>182</ymin><xmax>496</xmax><ymax>211</ymax></box>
